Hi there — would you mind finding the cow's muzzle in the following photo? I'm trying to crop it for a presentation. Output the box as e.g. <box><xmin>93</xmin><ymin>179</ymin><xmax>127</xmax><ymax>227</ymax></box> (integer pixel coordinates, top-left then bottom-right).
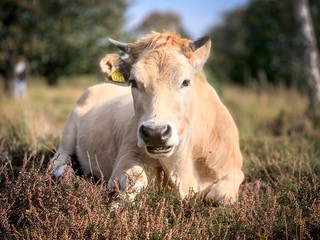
<box><xmin>139</xmin><ymin>123</ymin><xmax>172</xmax><ymax>145</ymax></box>
<box><xmin>138</xmin><ymin>122</ymin><xmax>175</xmax><ymax>156</ymax></box>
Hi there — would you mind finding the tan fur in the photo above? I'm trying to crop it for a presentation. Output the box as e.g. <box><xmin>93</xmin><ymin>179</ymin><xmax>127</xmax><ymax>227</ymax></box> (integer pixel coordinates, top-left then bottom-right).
<box><xmin>51</xmin><ymin>32</ymin><xmax>244</xmax><ymax>204</ymax></box>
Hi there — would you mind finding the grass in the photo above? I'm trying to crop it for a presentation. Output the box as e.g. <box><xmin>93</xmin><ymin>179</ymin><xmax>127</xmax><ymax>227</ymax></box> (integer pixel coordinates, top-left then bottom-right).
<box><xmin>0</xmin><ymin>76</ymin><xmax>319</xmax><ymax>239</ymax></box>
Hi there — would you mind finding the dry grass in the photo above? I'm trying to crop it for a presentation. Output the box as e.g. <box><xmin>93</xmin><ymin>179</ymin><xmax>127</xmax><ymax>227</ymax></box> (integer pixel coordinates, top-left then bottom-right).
<box><xmin>0</xmin><ymin>77</ymin><xmax>319</xmax><ymax>239</ymax></box>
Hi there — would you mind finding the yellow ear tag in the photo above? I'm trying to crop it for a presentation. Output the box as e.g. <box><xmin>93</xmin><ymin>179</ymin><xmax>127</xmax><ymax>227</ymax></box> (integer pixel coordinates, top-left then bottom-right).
<box><xmin>111</xmin><ymin>71</ymin><xmax>125</xmax><ymax>83</ymax></box>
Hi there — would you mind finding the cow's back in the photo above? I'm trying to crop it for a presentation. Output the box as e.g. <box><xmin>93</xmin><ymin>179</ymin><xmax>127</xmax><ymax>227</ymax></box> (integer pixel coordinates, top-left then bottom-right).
<box><xmin>74</xmin><ymin>83</ymin><xmax>130</xmax><ymax>116</ymax></box>
<box><xmin>73</xmin><ymin>83</ymin><xmax>133</xmax><ymax>178</ymax></box>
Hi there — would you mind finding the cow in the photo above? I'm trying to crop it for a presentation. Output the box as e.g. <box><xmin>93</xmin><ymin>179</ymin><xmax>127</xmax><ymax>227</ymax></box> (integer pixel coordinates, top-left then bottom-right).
<box><xmin>51</xmin><ymin>31</ymin><xmax>244</xmax><ymax>205</ymax></box>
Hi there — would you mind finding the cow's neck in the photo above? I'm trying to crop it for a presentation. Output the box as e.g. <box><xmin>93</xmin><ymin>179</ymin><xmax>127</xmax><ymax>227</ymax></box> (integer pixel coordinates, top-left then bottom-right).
<box><xmin>158</xmin><ymin>138</ymin><xmax>199</xmax><ymax>198</ymax></box>
<box><xmin>158</xmin><ymin>74</ymin><xmax>221</xmax><ymax>197</ymax></box>
<box><xmin>190</xmin><ymin>74</ymin><xmax>217</xmax><ymax>151</ymax></box>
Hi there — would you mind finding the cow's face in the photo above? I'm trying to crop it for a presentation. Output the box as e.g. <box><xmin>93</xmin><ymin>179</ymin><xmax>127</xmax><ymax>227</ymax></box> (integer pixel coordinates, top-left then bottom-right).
<box><xmin>100</xmin><ymin>32</ymin><xmax>211</xmax><ymax>158</ymax></box>
<box><xmin>130</xmin><ymin>50</ymin><xmax>196</xmax><ymax>158</ymax></box>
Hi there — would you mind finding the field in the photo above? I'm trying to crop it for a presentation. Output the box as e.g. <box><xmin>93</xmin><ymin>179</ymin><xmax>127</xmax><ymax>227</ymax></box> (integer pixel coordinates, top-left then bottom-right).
<box><xmin>0</xmin><ymin>76</ymin><xmax>319</xmax><ymax>239</ymax></box>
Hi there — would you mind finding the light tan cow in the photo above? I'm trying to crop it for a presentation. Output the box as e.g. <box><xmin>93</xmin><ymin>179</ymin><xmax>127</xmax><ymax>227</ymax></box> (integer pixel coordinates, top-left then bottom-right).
<box><xmin>51</xmin><ymin>31</ymin><xmax>244</xmax><ymax>204</ymax></box>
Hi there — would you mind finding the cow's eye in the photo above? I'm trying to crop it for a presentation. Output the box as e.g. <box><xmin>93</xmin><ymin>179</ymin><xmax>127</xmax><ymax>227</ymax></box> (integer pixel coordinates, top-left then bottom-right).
<box><xmin>129</xmin><ymin>79</ymin><xmax>138</xmax><ymax>88</ymax></box>
<box><xmin>181</xmin><ymin>79</ymin><xmax>191</xmax><ymax>88</ymax></box>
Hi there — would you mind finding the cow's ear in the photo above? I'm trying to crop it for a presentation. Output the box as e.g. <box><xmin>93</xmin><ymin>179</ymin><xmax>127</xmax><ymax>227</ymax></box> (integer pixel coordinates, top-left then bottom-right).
<box><xmin>189</xmin><ymin>36</ymin><xmax>211</xmax><ymax>70</ymax></box>
<box><xmin>99</xmin><ymin>54</ymin><xmax>131</xmax><ymax>86</ymax></box>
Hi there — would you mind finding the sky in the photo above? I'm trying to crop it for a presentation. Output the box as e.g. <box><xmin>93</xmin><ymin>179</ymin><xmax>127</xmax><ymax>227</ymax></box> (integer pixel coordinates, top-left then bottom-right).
<box><xmin>126</xmin><ymin>0</ymin><xmax>249</xmax><ymax>38</ymax></box>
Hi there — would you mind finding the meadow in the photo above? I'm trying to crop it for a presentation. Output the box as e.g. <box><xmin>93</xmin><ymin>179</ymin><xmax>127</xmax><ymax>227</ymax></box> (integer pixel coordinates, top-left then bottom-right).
<box><xmin>0</xmin><ymin>76</ymin><xmax>319</xmax><ymax>239</ymax></box>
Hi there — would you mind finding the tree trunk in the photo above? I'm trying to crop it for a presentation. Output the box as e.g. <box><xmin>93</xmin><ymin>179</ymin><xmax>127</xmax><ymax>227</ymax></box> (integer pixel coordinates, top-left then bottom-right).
<box><xmin>1</xmin><ymin>63</ymin><xmax>15</xmax><ymax>97</ymax></box>
<box><xmin>294</xmin><ymin>0</ymin><xmax>320</xmax><ymax>120</ymax></box>
<box><xmin>0</xmin><ymin>37</ymin><xmax>17</xmax><ymax>97</ymax></box>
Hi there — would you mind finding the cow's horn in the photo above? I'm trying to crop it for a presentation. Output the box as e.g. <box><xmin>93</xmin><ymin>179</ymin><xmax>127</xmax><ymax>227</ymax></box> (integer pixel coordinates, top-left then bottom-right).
<box><xmin>189</xmin><ymin>36</ymin><xmax>210</xmax><ymax>52</ymax></box>
<box><xmin>108</xmin><ymin>38</ymin><xmax>131</xmax><ymax>53</ymax></box>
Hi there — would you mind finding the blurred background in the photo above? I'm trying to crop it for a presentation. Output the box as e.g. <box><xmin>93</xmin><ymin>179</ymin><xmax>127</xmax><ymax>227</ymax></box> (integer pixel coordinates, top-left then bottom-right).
<box><xmin>1</xmin><ymin>0</ymin><xmax>319</xmax><ymax>87</ymax></box>
<box><xmin>0</xmin><ymin>0</ymin><xmax>320</xmax><ymax>138</ymax></box>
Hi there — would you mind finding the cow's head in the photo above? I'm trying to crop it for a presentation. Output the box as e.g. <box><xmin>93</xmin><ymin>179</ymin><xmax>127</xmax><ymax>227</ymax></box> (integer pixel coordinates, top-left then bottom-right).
<box><xmin>100</xmin><ymin>32</ymin><xmax>211</xmax><ymax>158</ymax></box>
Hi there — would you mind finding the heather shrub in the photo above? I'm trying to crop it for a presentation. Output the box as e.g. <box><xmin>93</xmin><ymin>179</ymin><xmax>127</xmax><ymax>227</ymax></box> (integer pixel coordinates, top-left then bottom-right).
<box><xmin>0</xmin><ymin>81</ymin><xmax>319</xmax><ymax>239</ymax></box>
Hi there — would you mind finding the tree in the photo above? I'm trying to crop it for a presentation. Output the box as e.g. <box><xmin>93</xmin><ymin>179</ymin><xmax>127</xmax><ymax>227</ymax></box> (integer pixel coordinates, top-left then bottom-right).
<box><xmin>0</xmin><ymin>0</ymin><xmax>129</xmax><ymax>93</ymax></box>
<box><xmin>243</xmin><ymin>0</ymin><xmax>302</xmax><ymax>86</ymax></box>
<box><xmin>206</xmin><ymin>0</ymin><xmax>320</xmax><ymax>88</ymax></box>
<box><xmin>135</xmin><ymin>11</ymin><xmax>189</xmax><ymax>37</ymax></box>
<box><xmin>207</xmin><ymin>8</ymin><xmax>247</xmax><ymax>84</ymax></box>
<box><xmin>294</xmin><ymin>0</ymin><xmax>320</xmax><ymax>119</ymax></box>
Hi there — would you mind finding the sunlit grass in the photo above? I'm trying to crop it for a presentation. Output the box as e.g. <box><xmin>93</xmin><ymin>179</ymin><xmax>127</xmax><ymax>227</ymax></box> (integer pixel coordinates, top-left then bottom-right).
<box><xmin>0</xmin><ymin>76</ymin><xmax>98</xmax><ymax>143</ymax></box>
<box><xmin>222</xmin><ymin>85</ymin><xmax>308</xmax><ymax>139</ymax></box>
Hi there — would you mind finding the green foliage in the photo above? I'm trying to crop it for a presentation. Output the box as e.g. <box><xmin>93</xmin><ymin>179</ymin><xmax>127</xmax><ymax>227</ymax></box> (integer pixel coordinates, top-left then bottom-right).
<box><xmin>0</xmin><ymin>0</ymin><xmax>129</xmax><ymax>87</ymax></box>
<box><xmin>243</xmin><ymin>0</ymin><xmax>303</xmax><ymax>86</ymax></box>
<box><xmin>207</xmin><ymin>0</ymin><xmax>320</xmax><ymax>87</ymax></box>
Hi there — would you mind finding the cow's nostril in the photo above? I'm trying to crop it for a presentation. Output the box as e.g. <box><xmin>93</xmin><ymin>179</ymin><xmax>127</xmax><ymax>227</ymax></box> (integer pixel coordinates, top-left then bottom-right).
<box><xmin>139</xmin><ymin>125</ymin><xmax>152</xmax><ymax>138</ymax></box>
<box><xmin>161</xmin><ymin>125</ymin><xmax>172</xmax><ymax>141</ymax></box>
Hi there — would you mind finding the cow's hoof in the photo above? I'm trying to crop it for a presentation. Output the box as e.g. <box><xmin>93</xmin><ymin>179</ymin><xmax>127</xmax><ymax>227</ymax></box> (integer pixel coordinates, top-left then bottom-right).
<box><xmin>205</xmin><ymin>182</ymin><xmax>238</xmax><ymax>205</ymax></box>
<box><xmin>54</xmin><ymin>164</ymin><xmax>75</xmax><ymax>178</ymax></box>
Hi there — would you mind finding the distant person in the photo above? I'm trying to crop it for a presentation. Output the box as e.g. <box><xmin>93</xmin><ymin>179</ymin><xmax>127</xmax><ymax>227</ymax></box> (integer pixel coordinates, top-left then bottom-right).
<box><xmin>14</xmin><ymin>57</ymin><xmax>28</xmax><ymax>99</ymax></box>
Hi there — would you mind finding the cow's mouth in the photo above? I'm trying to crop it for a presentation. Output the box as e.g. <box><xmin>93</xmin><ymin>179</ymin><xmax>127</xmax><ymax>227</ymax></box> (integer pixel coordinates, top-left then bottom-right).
<box><xmin>146</xmin><ymin>146</ymin><xmax>173</xmax><ymax>154</ymax></box>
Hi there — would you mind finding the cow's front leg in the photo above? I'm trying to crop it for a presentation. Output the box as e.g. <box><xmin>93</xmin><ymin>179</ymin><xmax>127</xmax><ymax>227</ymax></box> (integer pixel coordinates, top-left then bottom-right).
<box><xmin>108</xmin><ymin>156</ymin><xmax>148</xmax><ymax>203</ymax></box>
<box><xmin>205</xmin><ymin>169</ymin><xmax>244</xmax><ymax>205</ymax></box>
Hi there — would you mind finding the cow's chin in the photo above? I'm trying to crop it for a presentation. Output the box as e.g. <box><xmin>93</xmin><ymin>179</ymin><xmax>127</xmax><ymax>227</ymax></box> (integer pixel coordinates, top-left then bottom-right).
<box><xmin>144</xmin><ymin>145</ymin><xmax>174</xmax><ymax>158</ymax></box>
